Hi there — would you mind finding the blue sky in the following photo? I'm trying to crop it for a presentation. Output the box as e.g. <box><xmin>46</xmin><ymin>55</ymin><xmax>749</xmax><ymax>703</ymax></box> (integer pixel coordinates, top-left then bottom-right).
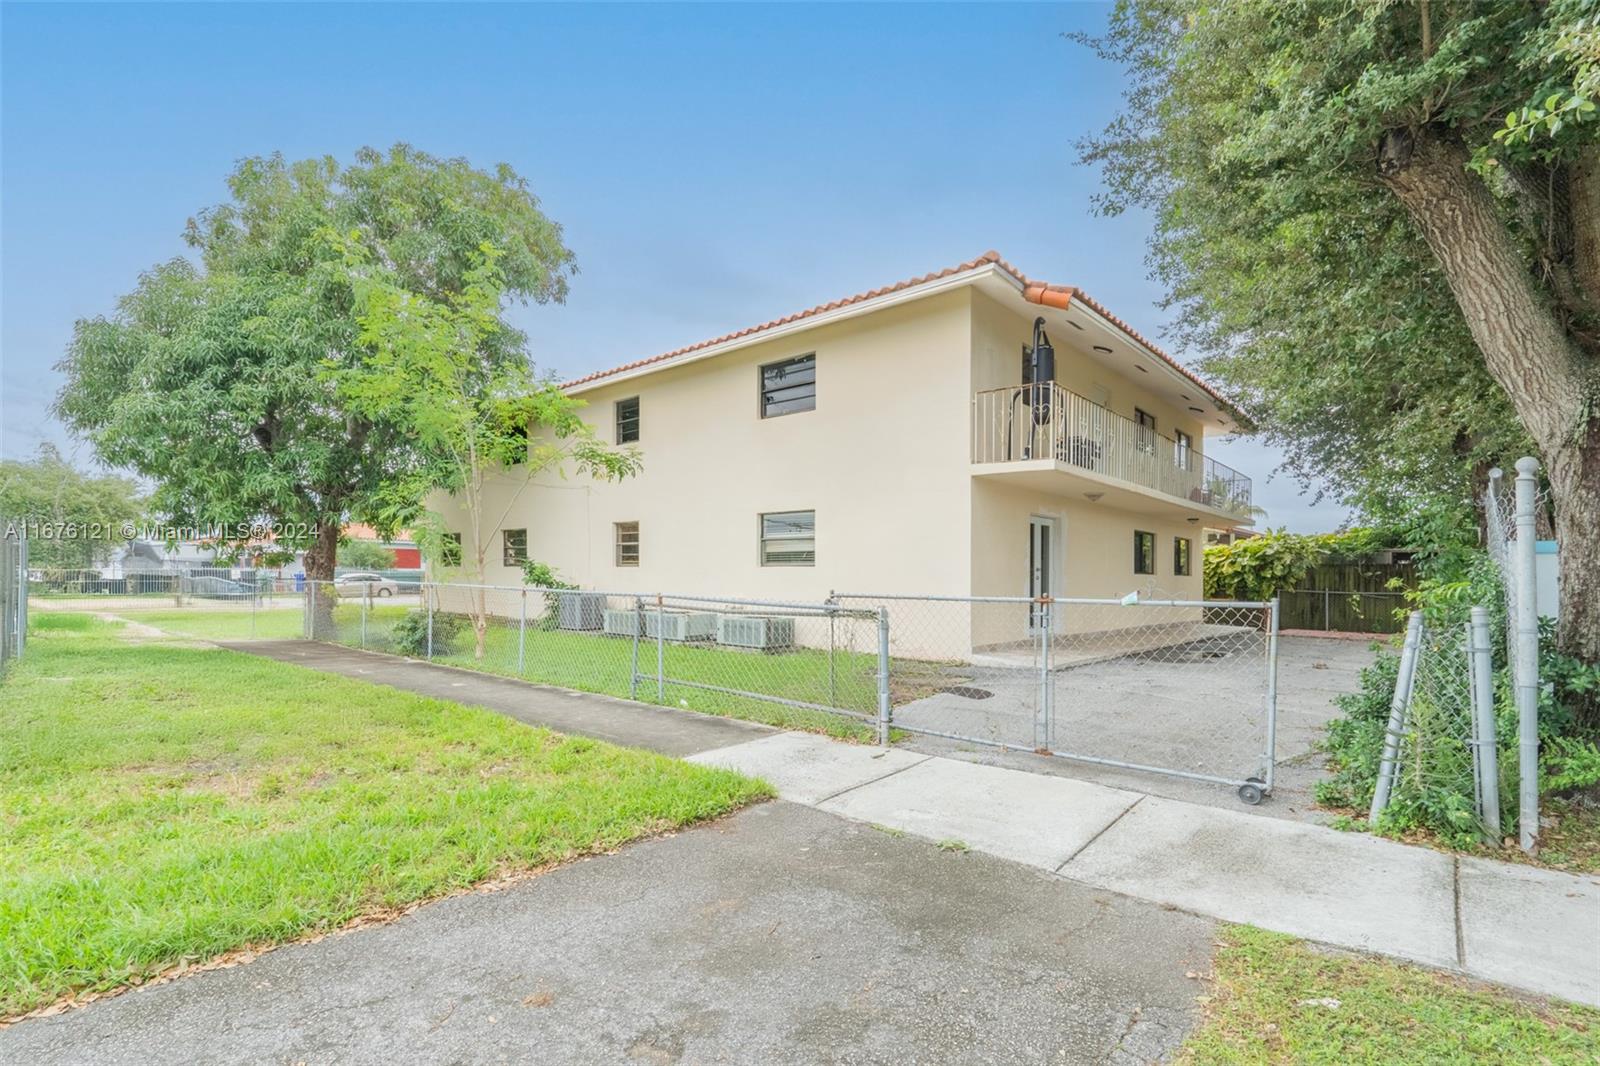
<box><xmin>1</xmin><ymin>2</ymin><xmax>1349</xmax><ymax>531</ymax></box>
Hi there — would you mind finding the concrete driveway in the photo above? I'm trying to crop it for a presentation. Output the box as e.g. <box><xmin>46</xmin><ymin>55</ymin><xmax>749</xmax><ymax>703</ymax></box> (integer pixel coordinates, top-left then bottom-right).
<box><xmin>894</xmin><ymin>635</ymin><xmax>1376</xmax><ymax>803</ymax></box>
<box><xmin>2</xmin><ymin>802</ymin><xmax>1216</xmax><ymax>1065</ymax></box>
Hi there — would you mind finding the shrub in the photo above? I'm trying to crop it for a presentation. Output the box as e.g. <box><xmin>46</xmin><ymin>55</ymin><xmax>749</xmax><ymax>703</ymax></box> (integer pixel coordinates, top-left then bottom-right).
<box><xmin>391</xmin><ymin>608</ymin><xmax>466</xmax><ymax>658</ymax></box>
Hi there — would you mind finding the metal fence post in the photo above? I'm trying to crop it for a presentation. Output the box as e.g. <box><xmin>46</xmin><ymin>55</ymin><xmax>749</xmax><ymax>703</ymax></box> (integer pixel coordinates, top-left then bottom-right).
<box><xmin>518</xmin><ymin>587</ymin><xmax>527</xmax><ymax>675</ymax></box>
<box><xmin>425</xmin><ymin>584</ymin><xmax>434</xmax><ymax>660</ymax></box>
<box><xmin>1513</xmin><ymin>456</ymin><xmax>1540</xmax><ymax>852</ymax></box>
<box><xmin>1263</xmin><ymin>597</ymin><xmax>1281</xmax><ymax>792</ymax></box>
<box><xmin>828</xmin><ymin>599</ymin><xmax>838</xmax><ymax>709</ymax></box>
<box><xmin>876</xmin><ymin>606</ymin><xmax>891</xmax><ymax>746</ymax></box>
<box><xmin>1468</xmin><ymin>606</ymin><xmax>1502</xmax><ymax>838</ymax></box>
<box><xmin>1371</xmin><ymin>610</ymin><xmax>1424</xmax><ymax>825</ymax></box>
<box><xmin>630</xmin><ymin>595</ymin><xmax>643</xmax><ymax>700</ymax></box>
<box><xmin>1035</xmin><ymin>596</ymin><xmax>1052</xmax><ymax>751</ymax></box>
<box><xmin>251</xmin><ymin>581</ymin><xmax>258</xmax><ymax>640</ymax></box>
<box><xmin>655</xmin><ymin>594</ymin><xmax>665</xmax><ymax>704</ymax></box>
<box><xmin>361</xmin><ymin>587</ymin><xmax>369</xmax><ymax>649</ymax></box>
<box><xmin>305</xmin><ymin>580</ymin><xmax>315</xmax><ymax>640</ymax></box>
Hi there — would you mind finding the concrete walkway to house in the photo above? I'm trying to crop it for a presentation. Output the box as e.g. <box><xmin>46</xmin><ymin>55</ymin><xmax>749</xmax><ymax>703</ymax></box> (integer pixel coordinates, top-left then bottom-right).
<box><xmin>230</xmin><ymin>640</ymin><xmax>1599</xmax><ymax>1007</ymax></box>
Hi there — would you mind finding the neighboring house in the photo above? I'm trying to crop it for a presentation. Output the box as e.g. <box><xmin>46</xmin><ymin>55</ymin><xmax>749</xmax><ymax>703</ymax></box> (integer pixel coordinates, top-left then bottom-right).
<box><xmin>1204</xmin><ymin>526</ymin><xmax>1259</xmax><ymax>548</ymax></box>
<box><xmin>436</xmin><ymin>251</ymin><xmax>1255</xmax><ymax>621</ymax></box>
<box><xmin>343</xmin><ymin>523</ymin><xmax>422</xmax><ymax>569</ymax></box>
<box><xmin>110</xmin><ymin>539</ymin><xmax>220</xmax><ymax>575</ymax></box>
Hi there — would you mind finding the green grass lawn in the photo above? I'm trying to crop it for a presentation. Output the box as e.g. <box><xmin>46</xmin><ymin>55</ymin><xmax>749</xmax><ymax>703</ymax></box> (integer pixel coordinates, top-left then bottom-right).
<box><xmin>0</xmin><ymin>615</ymin><xmax>769</xmax><ymax>1018</ymax></box>
<box><xmin>117</xmin><ymin>605</ymin><xmax>306</xmax><ymax>641</ymax></box>
<box><xmin>93</xmin><ymin>601</ymin><xmax>893</xmax><ymax>740</ymax></box>
<box><xmin>1179</xmin><ymin>926</ymin><xmax>1600</xmax><ymax>1064</ymax></box>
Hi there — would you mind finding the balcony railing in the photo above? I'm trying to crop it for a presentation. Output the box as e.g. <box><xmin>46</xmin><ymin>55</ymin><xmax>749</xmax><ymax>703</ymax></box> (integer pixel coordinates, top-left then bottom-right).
<box><xmin>972</xmin><ymin>383</ymin><xmax>1253</xmax><ymax>517</ymax></box>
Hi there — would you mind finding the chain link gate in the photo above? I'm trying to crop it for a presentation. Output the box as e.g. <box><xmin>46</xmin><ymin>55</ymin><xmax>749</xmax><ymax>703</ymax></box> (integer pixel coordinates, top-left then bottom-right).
<box><xmin>835</xmin><ymin>593</ymin><xmax>1281</xmax><ymax>803</ymax></box>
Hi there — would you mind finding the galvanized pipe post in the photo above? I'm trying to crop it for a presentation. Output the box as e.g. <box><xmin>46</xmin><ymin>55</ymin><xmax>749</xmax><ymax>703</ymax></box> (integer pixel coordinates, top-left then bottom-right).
<box><xmin>656</xmin><ymin>594</ymin><xmax>665</xmax><ymax>704</ymax></box>
<box><xmin>1035</xmin><ymin>596</ymin><xmax>1052</xmax><ymax>751</ymax></box>
<box><xmin>876</xmin><ymin>606</ymin><xmax>891</xmax><ymax>746</ymax></box>
<box><xmin>1468</xmin><ymin>606</ymin><xmax>1502</xmax><ymax>838</ymax></box>
<box><xmin>630</xmin><ymin>595</ymin><xmax>643</xmax><ymax>700</ymax></box>
<box><xmin>425</xmin><ymin>584</ymin><xmax>434</xmax><ymax>660</ymax></box>
<box><xmin>1263</xmin><ymin>598</ymin><xmax>1281</xmax><ymax>792</ymax></box>
<box><xmin>1370</xmin><ymin>611</ymin><xmax>1424</xmax><ymax>824</ymax></box>
<box><xmin>361</xmin><ymin>586</ymin><xmax>369</xmax><ymax>649</ymax></box>
<box><xmin>1513</xmin><ymin>456</ymin><xmax>1540</xmax><ymax>852</ymax></box>
<box><xmin>518</xmin><ymin>587</ymin><xmax>528</xmax><ymax>675</ymax></box>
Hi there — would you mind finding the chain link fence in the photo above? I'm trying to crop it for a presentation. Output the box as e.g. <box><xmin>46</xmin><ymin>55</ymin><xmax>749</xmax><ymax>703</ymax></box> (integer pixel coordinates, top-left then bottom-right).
<box><xmin>307</xmin><ymin>582</ymin><xmax>889</xmax><ymax>738</ymax></box>
<box><xmin>25</xmin><ymin>568</ymin><xmax>311</xmax><ymax>642</ymax></box>
<box><xmin>1368</xmin><ymin>457</ymin><xmax>1543</xmax><ymax>849</ymax></box>
<box><xmin>1</xmin><ymin>529</ymin><xmax>27</xmax><ymax>672</ymax></box>
<box><xmin>303</xmin><ymin>582</ymin><xmax>1281</xmax><ymax>797</ymax></box>
<box><xmin>835</xmin><ymin>593</ymin><xmax>1280</xmax><ymax>802</ymax></box>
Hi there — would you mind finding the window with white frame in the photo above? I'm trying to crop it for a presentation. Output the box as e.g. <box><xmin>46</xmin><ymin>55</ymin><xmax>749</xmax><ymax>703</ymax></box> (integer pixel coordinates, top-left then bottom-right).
<box><xmin>1174</xmin><ymin>429</ymin><xmax>1193</xmax><ymax>470</ymax></box>
<box><xmin>615</xmin><ymin>521</ymin><xmax>640</xmax><ymax>566</ymax></box>
<box><xmin>759</xmin><ymin>510</ymin><xmax>815</xmax><ymax>566</ymax></box>
<box><xmin>1174</xmin><ymin>536</ymin><xmax>1192</xmax><ymax>576</ymax></box>
<box><xmin>760</xmin><ymin>354</ymin><xmax>816</xmax><ymax>418</ymax></box>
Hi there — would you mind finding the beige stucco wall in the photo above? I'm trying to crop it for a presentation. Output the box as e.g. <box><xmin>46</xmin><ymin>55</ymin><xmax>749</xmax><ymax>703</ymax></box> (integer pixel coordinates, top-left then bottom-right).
<box><xmin>969</xmin><ymin>290</ymin><xmax>1208</xmax><ymax>451</ymax></box>
<box><xmin>431</xmin><ymin>282</ymin><xmax>1221</xmax><ymax>654</ymax></box>
<box><xmin>439</xmin><ymin>288</ymin><xmax>978</xmax><ymax>604</ymax></box>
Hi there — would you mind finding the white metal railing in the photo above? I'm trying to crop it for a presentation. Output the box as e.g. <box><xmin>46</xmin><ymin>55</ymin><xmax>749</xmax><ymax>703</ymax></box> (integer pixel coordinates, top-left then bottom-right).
<box><xmin>971</xmin><ymin>383</ymin><xmax>1253</xmax><ymax>516</ymax></box>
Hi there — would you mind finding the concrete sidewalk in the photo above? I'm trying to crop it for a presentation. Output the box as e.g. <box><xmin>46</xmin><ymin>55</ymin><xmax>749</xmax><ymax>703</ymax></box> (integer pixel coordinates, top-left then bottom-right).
<box><xmin>690</xmin><ymin>733</ymin><xmax>1600</xmax><ymax>1007</ymax></box>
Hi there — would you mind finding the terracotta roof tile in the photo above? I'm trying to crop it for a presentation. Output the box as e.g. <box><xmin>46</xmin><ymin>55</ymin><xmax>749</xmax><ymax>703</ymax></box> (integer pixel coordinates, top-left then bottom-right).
<box><xmin>561</xmin><ymin>251</ymin><xmax>1248</xmax><ymax>427</ymax></box>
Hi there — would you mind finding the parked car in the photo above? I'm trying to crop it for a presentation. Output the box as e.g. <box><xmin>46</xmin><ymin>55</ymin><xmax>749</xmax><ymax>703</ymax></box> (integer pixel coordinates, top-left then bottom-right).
<box><xmin>183</xmin><ymin>576</ymin><xmax>251</xmax><ymax>600</ymax></box>
<box><xmin>333</xmin><ymin>573</ymin><xmax>402</xmax><ymax>598</ymax></box>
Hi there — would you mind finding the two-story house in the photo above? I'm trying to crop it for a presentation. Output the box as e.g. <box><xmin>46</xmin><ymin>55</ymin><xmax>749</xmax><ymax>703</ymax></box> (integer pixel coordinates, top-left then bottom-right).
<box><xmin>440</xmin><ymin>252</ymin><xmax>1254</xmax><ymax>616</ymax></box>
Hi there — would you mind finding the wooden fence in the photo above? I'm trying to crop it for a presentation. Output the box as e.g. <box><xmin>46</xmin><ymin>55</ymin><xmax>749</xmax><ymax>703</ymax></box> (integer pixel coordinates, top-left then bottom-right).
<box><xmin>1274</xmin><ymin>560</ymin><xmax>1415</xmax><ymax>634</ymax></box>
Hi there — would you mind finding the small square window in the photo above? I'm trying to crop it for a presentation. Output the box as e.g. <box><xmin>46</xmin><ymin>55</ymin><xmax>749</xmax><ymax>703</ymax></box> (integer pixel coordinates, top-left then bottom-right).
<box><xmin>760</xmin><ymin>354</ymin><xmax>816</xmax><ymax>418</ymax></box>
<box><xmin>1174</xmin><ymin>536</ymin><xmax>1192</xmax><ymax>577</ymax></box>
<box><xmin>1133</xmin><ymin>530</ymin><xmax>1156</xmax><ymax>575</ymax></box>
<box><xmin>439</xmin><ymin>532</ymin><xmax>462</xmax><ymax>568</ymax></box>
<box><xmin>760</xmin><ymin>510</ymin><xmax>815</xmax><ymax>566</ymax></box>
<box><xmin>615</xmin><ymin>522</ymin><xmax>639</xmax><ymax>566</ymax></box>
<box><xmin>615</xmin><ymin>397</ymin><xmax>640</xmax><ymax>444</ymax></box>
<box><xmin>502</xmin><ymin>528</ymin><xmax>527</xmax><ymax>567</ymax></box>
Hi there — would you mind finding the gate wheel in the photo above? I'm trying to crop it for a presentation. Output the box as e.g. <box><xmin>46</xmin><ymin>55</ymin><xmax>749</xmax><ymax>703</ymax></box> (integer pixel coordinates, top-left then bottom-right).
<box><xmin>1237</xmin><ymin>777</ymin><xmax>1266</xmax><ymax>806</ymax></box>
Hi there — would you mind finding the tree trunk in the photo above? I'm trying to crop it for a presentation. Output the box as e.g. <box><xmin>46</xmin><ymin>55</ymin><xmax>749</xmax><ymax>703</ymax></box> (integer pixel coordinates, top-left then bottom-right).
<box><xmin>302</xmin><ymin>517</ymin><xmax>340</xmax><ymax>640</ymax></box>
<box><xmin>1377</xmin><ymin>128</ymin><xmax>1600</xmax><ymax>670</ymax></box>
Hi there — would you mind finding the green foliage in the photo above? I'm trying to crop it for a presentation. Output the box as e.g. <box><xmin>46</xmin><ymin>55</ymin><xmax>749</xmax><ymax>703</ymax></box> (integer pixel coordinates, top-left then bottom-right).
<box><xmin>1542</xmin><ymin>736</ymin><xmax>1600</xmax><ymax>794</ymax></box>
<box><xmin>338</xmin><ymin>539</ymin><xmax>395</xmax><ymax>571</ymax></box>
<box><xmin>521</xmin><ymin>559</ymin><xmax>574</xmax><ymax>590</ymax></box>
<box><xmin>1540</xmin><ymin>616</ymin><xmax>1600</xmax><ymax>733</ymax></box>
<box><xmin>54</xmin><ymin>145</ymin><xmax>576</xmax><ymax>571</ymax></box>
<box><xmin>390</xmin><ymin>608</ymin><xmax>465</xmax><ymax>658</ymax></box>
<box><xmin>1201</xmin><ymin>528</ymin><xmax>1380</xmax><ymax>600</ymax></box>
<box><xmin>1493</xmin><ymin>0</ymin><xmax>1599</xmax><ymax>147</ymax></box>
<box><xmin>335</xmin><ymin>241</ymin><xmax>640</xmax><ymax>590</ymax></box>
<box><xmin>1076</xmin><ymin>1</ymin><xmax>1592</xmax><ymax>539</ymax></box>
<box><xmin>0</xmin><ymin>445</ymin><xmax>143</xmax><ymax>569</ymax></box>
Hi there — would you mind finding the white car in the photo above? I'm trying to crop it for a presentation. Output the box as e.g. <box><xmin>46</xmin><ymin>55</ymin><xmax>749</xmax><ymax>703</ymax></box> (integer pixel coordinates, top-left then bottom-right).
<box><xmin>333</xmin><ymin>572</ymin><xmax>402</xmax><ymax>598</ymax></box>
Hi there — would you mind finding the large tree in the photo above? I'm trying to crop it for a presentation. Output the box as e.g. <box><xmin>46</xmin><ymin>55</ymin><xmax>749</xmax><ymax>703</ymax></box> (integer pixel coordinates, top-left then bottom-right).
<box><xmin>1079</xmin><ymin>1</ymin><xmax>1600</xmax><ymax>665</ymax></box>
<box><xmin>339</xmin><ymin>243</ymin><xmax>638</xmax><ymax>658</ymax></box>
<box><xmin>55</xmin><ymin>145</ymin><xmax>576</xmax><ymax>582</ymax></box>
<box><xmin>0</xmin><ymin>445</ymin><xmax>144</xmax><ymax>570</ymax></box>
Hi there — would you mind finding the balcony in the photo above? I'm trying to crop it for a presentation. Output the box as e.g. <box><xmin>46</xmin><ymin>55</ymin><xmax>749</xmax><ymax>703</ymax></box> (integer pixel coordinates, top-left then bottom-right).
<box><xmin>972</xmin><ymin>383</ymin><xmax>1254</xmax><ymax>521</ymax></box>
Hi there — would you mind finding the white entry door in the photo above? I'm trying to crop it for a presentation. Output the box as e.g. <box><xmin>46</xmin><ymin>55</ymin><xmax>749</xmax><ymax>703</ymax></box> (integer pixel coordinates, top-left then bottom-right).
<box><xmin>1028</xmin><ymin>516</ymin><xmax>1055</xmax><ymax>630</ymax></box>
